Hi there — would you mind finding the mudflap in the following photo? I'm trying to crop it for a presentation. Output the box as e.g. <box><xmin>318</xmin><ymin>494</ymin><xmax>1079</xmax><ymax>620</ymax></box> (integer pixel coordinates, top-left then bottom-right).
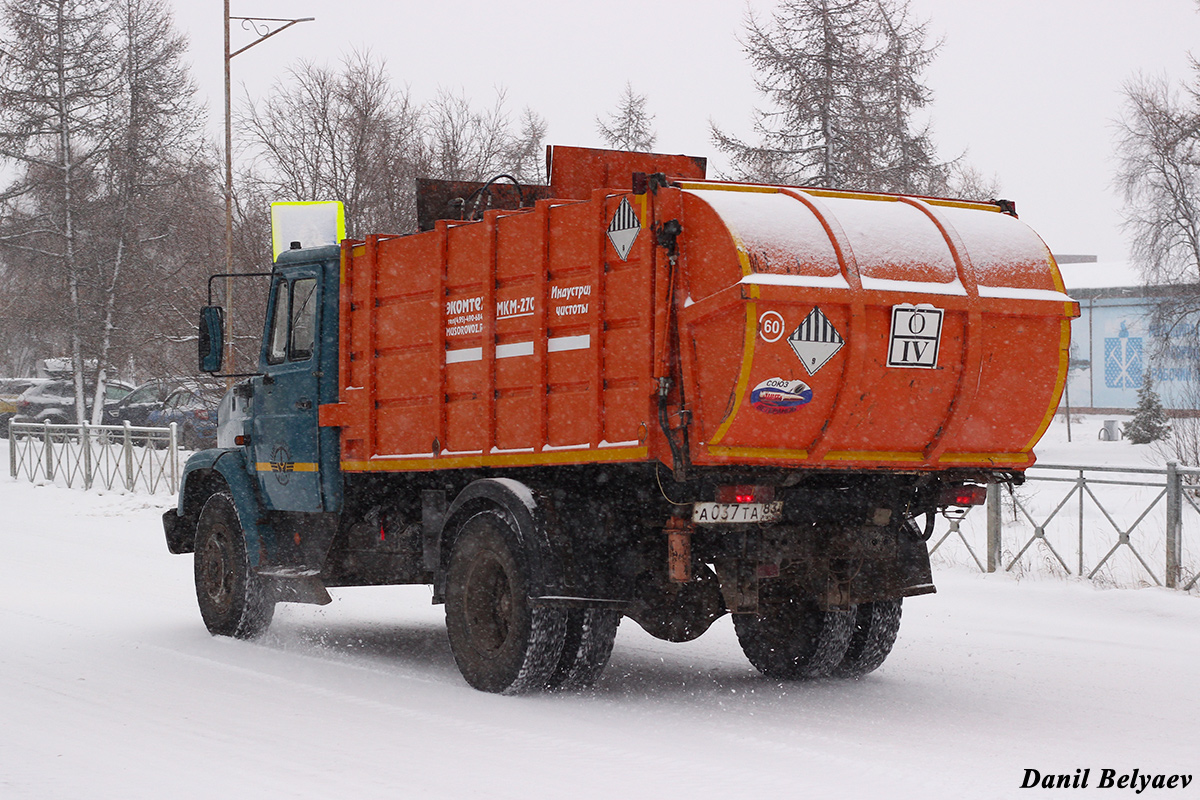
<box><xmin>625</xmin><ymin>562</ymin><xmax>727</xmax><ymax>642</ymax></box>
<box><xmin>164</xmin><ymin>508</ymin><xmax>191</xmax><ymax>554</ymax></box>
<box><xmin>256</xmin><ymin>567</ymin><xmax>333</xmax><ymax>605</ymax></box>
<box><xmin>835</xmin><ymin>530</ymin><xmax>935</xmax><ymax>606</ymax></box>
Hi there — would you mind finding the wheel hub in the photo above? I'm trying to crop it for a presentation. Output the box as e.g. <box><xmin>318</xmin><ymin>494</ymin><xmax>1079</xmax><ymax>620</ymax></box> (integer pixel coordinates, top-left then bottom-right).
<box><xmin>463</xmin><ymin>552</ymin><xmax>513</xmax><ymax>655</ymax></box>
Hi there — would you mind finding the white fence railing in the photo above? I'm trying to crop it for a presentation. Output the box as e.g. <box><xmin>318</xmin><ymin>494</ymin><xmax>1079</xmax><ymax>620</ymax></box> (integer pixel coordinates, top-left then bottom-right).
<box><xmin>931</xmin><ymin>462</ymin><xmax>1200</xmax><ymax>591</ymax></box>
<box><xmin>8</xmin><ymin>420</ymin><xmax>180</xmax><ymax>495</ymax></box>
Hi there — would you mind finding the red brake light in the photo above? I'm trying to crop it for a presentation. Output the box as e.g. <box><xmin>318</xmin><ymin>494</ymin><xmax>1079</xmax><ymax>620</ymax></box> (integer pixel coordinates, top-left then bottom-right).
<box><xmin>716</xmin><ymin>485</ymin><xmax>776</xmax><ymax>503</ymax></box>
<box><xmin>942</xmin><ymin>484</ymin><xmax>987</xmax><ymax>507</ymax></box>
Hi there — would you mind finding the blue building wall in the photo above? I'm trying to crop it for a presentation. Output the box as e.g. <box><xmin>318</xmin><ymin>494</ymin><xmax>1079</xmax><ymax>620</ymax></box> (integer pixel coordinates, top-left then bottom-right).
<box><xmin>1066</xmin><ymin>291</ymin><xmax>1198</xmax><ymax>411</ymax></box>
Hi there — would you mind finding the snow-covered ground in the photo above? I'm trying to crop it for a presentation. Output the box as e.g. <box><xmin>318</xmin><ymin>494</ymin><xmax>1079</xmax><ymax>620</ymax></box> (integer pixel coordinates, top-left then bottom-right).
<box><xmin>3</xmin><ymin>422</ymin><xmax>1198</xmax><ymax>799</ymax></box>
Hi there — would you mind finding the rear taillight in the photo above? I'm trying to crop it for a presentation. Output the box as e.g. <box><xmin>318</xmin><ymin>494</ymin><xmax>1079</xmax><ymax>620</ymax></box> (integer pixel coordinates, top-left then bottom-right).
<box><xmin>941</xmin><ymin>484</ymin><xmax>988</xmax><ymax>507</ymax></box>
<box><xmin>716</xmin><ymin>484</ymin><xmax>776</xmax><ymax>503</ymax></box>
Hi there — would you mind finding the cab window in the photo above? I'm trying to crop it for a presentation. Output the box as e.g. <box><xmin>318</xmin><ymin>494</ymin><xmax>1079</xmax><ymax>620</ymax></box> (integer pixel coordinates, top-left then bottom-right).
<box><xmin>289</xmin><ymin>278</ymin><xmax>318</xmax><ymax>361</ymax></box>
<box><xmin>266</xmin><ymin>280</ymin><xmax>289</xmax><ymax>365</ymax></box>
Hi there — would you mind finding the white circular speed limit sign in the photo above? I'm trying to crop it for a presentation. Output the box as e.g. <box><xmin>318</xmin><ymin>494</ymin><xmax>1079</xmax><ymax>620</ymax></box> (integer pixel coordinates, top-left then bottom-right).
<box><xmin>759</xmin><ymin>311</ymin><xmax>786</xmax><ymax>343</ymax></box>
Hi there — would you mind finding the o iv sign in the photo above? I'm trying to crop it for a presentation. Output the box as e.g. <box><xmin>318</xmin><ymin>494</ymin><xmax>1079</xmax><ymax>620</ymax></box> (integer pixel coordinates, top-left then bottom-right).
<box><xmin>887</xmin><ymin>304</ymin><xmax>943</xmax><ymax>368</ymax></box>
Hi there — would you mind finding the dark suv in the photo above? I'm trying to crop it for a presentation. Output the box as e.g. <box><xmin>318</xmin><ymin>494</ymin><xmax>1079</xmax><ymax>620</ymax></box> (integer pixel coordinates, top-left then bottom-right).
<box><xmin>147</xmin><ymin>383</ymin><xmax>224</xmax><ymax>450</ymax></box>
<box><xmin>12</xmin><ymin>379</ymin><xmax>134</xmax><ymax>425</ymax></box>
<box><xmin>101</xmin><ymin>378</ymin><xmax>188</xmax><ymax>428</ymax></box>
<box><xmin>1</xmin><ymin>378</ymin><xmax>49</xmax><ymax>435</ymax></box>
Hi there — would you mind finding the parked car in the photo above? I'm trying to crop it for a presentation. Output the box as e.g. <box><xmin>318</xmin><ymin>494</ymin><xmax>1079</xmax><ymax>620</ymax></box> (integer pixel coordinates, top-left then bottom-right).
<box><xmin>0</xmin><ymin>378</ymin><xmax>50</xmax><ymax>436</ymax></box>
<box><xmin>11</xmin><ymin>379</ymin><xmax>134</xmax><ymax>426</ymax></box>
<box><xmin>101</xmin><ymin>378</ymin><xmax>189</xmax><ymax>428</ymax></box>
<box><xmin>148</xmin><ymin>384</ymin><xmax>223</xmax><ymax>450</ymax></box>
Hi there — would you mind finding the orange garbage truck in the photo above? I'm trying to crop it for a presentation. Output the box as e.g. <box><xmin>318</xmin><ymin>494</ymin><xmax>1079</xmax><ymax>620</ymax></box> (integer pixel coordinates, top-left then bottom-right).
<box><xmin>164</xmin><ymin>145</ymin><xmax>1078</xmax><ymax>693</ymax></box>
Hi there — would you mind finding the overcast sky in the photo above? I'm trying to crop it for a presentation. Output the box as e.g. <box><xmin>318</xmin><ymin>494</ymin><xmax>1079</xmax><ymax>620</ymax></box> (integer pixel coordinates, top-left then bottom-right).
<box><xmin>168</xmin><ymin>0</ymin><xmax>1200</xmax><ymax>263</ymax></box>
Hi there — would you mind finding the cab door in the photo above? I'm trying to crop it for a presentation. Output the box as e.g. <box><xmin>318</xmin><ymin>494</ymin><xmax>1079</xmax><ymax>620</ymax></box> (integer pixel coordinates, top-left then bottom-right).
<box><xmin>253</xmin><ymin>269</ymin><xmax>323</xmax><ymax>511</ymax></box>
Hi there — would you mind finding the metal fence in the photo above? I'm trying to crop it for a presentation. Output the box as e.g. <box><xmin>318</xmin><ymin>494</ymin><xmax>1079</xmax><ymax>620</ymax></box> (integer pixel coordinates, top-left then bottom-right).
<box><xmin>930</xmin><ymin>462</ymin><xmax>1199</xmax><ymax>591</ymax></box>
<box><xmin>8</xmin><ymin>420</ymin><xmax>180</xmax><ymax>495</ymax></box>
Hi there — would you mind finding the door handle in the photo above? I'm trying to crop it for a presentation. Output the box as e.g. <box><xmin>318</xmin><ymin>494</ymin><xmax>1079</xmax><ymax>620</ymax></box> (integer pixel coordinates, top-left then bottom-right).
<box><xmin>295</xmin><ymin>398</ymin><xmax>312</xmax><ymax>411</ymax></box>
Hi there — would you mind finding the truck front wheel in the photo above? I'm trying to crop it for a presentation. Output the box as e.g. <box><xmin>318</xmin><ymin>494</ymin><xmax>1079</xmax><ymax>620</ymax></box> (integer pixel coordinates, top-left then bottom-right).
<box><xmin>445</xmin><ymin>509</ymin><xmax>568</xmax><ymax>694</ymax></box>
<box><xmin>194</xmin><ymin>492</ymin><xmax>275</xmax><ymax>639</ymax></box>
<box><xmin>734</xmin><ymin>590</ymin><xmax>855</xmax><ymax>680</ymax></box>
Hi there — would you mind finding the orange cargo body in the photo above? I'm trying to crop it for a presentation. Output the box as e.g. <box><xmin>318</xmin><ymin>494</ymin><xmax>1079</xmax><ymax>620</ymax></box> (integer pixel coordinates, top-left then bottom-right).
<box><xmin>323</xmin><ymin>148</ymin><xmax>1077</xmax><ymax>476</ymax></box>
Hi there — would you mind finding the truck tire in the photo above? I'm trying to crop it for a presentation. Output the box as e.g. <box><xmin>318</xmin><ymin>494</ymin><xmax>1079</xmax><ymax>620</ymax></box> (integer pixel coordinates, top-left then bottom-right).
<box><xmin>546</xmin><ymin>607</ymin><xmax>620</xmax><ymax>691</ymax></box>
<box><xmin>445</xmin><ymin>509</ymin><xmax>568</xmax><ymax>694</ymax></box>
<box><xmin>830</xmin><ymin>599</ymin><xmax>902</xmax><ymax>679</ymax></box>
<box><xmin>734</xmin><ymin>592</ymin><xmax>855</xmax><ymax>680</ymax></box>
<box><xmin>194</xmin><ymin>491</ymin><xmax>275</xmax><ymax>639</ymax></box>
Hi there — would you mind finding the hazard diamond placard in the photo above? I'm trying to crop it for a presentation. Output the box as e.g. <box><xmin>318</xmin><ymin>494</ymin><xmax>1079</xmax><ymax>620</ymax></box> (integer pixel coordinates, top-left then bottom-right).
<box><xmin>788</xmin><ymin>307</ymin><xmax>844</xmax><ymax>376</ymax></box>
<box><xmin>607</xmin><ymin>198</ymin><xmax>640</xmax><ymax>261</ymax></box>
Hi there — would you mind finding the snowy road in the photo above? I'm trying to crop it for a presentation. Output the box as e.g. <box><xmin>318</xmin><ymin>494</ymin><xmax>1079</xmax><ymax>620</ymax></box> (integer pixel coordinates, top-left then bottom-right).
<box><xmin>2</xmin><ymin>476</ymin><xmax>1198</xmax><ymax>799</ymax></box>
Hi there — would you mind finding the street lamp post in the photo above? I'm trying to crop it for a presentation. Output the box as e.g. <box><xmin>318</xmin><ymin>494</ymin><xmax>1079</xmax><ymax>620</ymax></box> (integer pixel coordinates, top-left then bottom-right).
<box><xmin>223</xmin><ymin>2</ymin><xmax>313</xmax><ymax>374</ymax></box>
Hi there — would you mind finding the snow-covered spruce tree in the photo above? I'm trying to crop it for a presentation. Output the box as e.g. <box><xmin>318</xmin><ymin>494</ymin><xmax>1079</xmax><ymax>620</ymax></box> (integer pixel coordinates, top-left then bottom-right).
<box><xmin>710</xmin><ymin>0</ymin><xmax>953</xmax><ymax>192</ymax></box>
<box><xmin>596</xmin><ymin>82</ymin><xmax>657</xmax><ymax>152</ymax></box>
<box><xmin>868</xmin><ymin>0</ymin><xmax>951</xmax><ymax>194</ymax></box>
<box><xmin>1123</xmin><ymin>369</ymin><xmax>1170</xmax><ymax>444</ymax></box>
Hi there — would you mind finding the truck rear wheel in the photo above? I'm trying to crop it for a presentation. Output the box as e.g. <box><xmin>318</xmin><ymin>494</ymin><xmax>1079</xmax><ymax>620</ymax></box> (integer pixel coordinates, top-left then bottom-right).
<box><xmin>830</xmin><ymin>599</ymin><xmax>902</xmax><ymax>678</ymax></box>
<box><xmin>445</xmin><ymin>509</ymin><xmax>568</xmax><ymax>694</ymax></box>
<box><xmin>734</xmin><ymin>590</ymin><xmax>855</xmax><ymax>680</ymax></box>
<box><xmin>194</xmin><ymin>492</ymin><xmax>275</xmax><ymax>639</ymax></box>
<box><xmin>546</xmin><ymin>607</ymin><xmax>620</xmax><ymax>691</ymax></box>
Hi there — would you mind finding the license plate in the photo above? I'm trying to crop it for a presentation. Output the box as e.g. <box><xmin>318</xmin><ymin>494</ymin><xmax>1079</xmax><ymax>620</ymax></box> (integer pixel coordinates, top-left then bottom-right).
<box><xmin>692</xmin><ymin>501</ymin><xmax>783</xmax><ymax>525</ymax></box>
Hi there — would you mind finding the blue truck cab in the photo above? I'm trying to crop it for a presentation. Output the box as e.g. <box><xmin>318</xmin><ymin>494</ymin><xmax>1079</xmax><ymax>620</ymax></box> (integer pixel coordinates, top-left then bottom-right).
<box><xmin>163</xmin><ymin>244</ymin><xmax>343</xmax><ymax>576</ymax></box>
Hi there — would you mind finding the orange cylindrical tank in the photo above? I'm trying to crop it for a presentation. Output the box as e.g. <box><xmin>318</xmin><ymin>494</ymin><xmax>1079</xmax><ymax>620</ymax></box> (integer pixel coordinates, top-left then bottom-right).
<box><xmin>323</xmin><ymin>163</ymin><xmax>1076</xmax><ymax>475</ymax></box>
<box><xmin>674</xmin><ymin>182</ymin><xmax>1078</xmax><ymax>471</ymax></box>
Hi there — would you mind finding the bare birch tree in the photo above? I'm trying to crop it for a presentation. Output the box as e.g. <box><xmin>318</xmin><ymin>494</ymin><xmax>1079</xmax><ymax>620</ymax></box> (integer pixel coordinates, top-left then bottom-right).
<box><xmin>82</xmin><ymin>0</ymin><xmax>205</xmax><ymax>418</ymax></box>
<box><xmin>596</xmin><ymin>82</ymin><xmax>657</xmax><ymax>152</ymax></box>
<box><xmin>0</xmin><ymin>0</ymin><xmax>212</xmax><ymax>398</ymax></box>
<box><xmin>1115</xmin><ymin>73</ymin><xmax>1200</xmax><ymax>334</ymax></box>
<box><xmin>239</xmin><ymin>50</ymin><xmax>429</xmax><ymax>236</ymax></box>
<box><xmin>426</xmin><ymin>88</ymin><xmax>522</xmax><ymax>183</ymax></box>
<box><xmin>0</xmin><ymin>0</ymin><xmax>118</xmax><ymax>421</ymax></box>
<box><xmin>241</xmin><ymin>52</ymin><xmax>549</xmax><ymax>235</ymax></box>
<box><xmin>507</xmin><ymin>107</ymin><xmax>549</xmax><ymax>185</ymax></box>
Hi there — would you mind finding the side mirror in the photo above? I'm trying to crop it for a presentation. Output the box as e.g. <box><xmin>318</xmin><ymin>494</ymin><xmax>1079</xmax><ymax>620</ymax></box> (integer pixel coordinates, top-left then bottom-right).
<box><xmin>198</xmin><ymin>306</ymin><xmax>225</xmax><ymax>373</ymax></box>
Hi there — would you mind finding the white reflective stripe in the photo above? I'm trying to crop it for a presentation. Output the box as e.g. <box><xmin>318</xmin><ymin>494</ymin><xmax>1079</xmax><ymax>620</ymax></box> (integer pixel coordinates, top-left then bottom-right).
<box><xmin>446</xmin><ymin>335</ymin><xmax>591</xmax><ymax>364</ymax></box>
<box><xmin>445</xmin><ymin>347</ymin><xmax>483</xmax><ymax>364</ymax></box>
<box><xmin>548</xmin><ymin>335</ymin><xmax>590</xmax><ymax>353</ymax></box>
<box><xmin>496</xmin><ymin>341</ymin><xmax>534</xmax><ymax>359</ymax></box>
